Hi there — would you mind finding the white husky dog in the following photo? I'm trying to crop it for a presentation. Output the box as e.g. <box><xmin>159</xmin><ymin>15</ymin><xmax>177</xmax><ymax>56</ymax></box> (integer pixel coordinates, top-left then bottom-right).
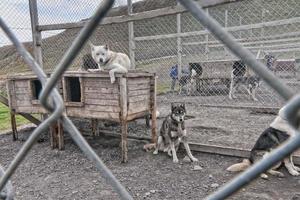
<box><xmin>88</xmin><ymin>42</ymin><xmax>131</xmax><ymax>83</ymax></box>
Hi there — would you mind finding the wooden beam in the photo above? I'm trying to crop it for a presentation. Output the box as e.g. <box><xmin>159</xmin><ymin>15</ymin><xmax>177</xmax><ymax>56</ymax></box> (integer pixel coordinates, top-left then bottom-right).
<box><xmin>134</xmin><ymin>17</ymin><xmax>300</xmax><ymax>41</ymax></box>
<box><xmin>37</xmin><ymin>0</ymin><xmax>245</xmax><ymax>31</ymax></box>
<box><xmin>0</xmin><ymin>94</ymin><xmax>41</xmax><ymax>125</ymax></box>
<box><xmin>94</xmin><ymin>131</ymin><xmax>300</xmax><ymax>166</ymax></box>
<box><xmin>183</xmin><ymin>35</ymin><xmax>300</xmax><ymax>46</ymax></box>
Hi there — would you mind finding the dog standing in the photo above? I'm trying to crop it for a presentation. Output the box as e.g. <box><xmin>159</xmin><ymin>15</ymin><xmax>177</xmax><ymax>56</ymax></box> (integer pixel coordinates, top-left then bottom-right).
<box><xmin>88</xmin><ymin>42</ymin><xmax>131</xmax><ymax>83</ymax></box>
<box><xmin>178</xmin><ymin>63</ymin><xmax>202</xmax><ymax>95</ymax></box>
<box><xmin>227</xmin><ymin>107</ymin><xmax>300</xmax><ymax>178</ymax></box>
<box><xmin>153</xmin><ymin>103</ymin><xmax>198</xmax><ymax>163</ymax></box>
<box><xmin>228</xmin><ymin>60</ymin><xmax>260</xmax><ymax>101</ymax></box>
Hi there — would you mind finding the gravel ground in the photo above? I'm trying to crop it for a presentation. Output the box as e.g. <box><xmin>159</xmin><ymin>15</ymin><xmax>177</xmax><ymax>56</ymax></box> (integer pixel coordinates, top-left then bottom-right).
<box><xmin>1</xmin><ymin>93</ymin><xmax>300</xmax><ymax>199</ymax></box>
<box><xmin>1</xmin><ymin>131</ymin><xmax>300</xmax><ymax>200</ymax></box>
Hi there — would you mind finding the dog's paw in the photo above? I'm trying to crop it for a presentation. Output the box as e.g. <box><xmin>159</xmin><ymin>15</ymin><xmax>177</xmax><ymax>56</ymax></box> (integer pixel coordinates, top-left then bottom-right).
<box><xmin>293</xmin><ymin>166</ymin><xmax>300</xmax><ymax>172</ymax></box>
<box><xmin>153</xmin><ymin>150</ymin><xmax>158</xmax><ymax>155</ymax></box>
<box><xmin>190</xmin><ymin>157</ymin><xmax>199</xmax><ymax>162</ymax></box>
<box><xmin>253</xmin><ymin>98</ymin><xmax>258</xmax><ymax>101</ymax></box>
<box><xmin>173</xmin><ymin>158</ymin><xmax>179</xmax><ymax>163</ymax></box>
<box><xmin>289</xmin><ymin>170</ymin><xmax>300</xmax><ymax>176</ymax></box>
<box><xmin>110</xmin><ymin>77</ymin><xmax>116</xmax><ymax>84</ymax></box>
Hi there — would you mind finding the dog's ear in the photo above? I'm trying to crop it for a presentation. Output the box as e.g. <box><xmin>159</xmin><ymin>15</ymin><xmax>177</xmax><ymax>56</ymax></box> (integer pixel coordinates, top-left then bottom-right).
<box><xmin>104</xmin><ymin>44</ymin><xmax>109</xmax><ymax>50</ymax></box>
<box><xmin>180</xmin><ymin>103</ymin><xmax>186</xmax><ymax>111</ymax></box>
<box><xmin>88</xmin><ymin>41</ymin><xmax>95</xmax><ymax>51</ymax></box>
<box><xmin>171</xmin><ymin>103</ymin><xmax>176</xmax><ymax>112</ymax></box>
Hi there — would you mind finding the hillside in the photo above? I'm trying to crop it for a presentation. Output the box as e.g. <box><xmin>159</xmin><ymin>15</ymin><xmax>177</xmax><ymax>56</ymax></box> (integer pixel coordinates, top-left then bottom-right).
<box><xmin>0</xmin><ymin>0</ymin><xmax>299</xmax><ymax>77</ymax></box>
<box><xmin>0</xmin><ymin>0</ymin><xmax>176</xmax><ymax>76</ymax></box>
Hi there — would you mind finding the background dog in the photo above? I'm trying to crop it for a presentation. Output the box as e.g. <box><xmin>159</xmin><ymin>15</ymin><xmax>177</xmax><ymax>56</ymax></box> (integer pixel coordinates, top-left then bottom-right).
<box><xmin>178</xmin><ymin>63</ymin><xmax>202</xmax><ymax>95</ymax></box>
<box><xmin>227</xmin><ymin>107</ymin><xmax>300</xmax><ymax>178</ymax></box>
<box><xmin>228</xmin><ymin>60</ymin><xmax>260</xmax><ymax>101</ymax></box>
<box><xmin>88</xmin><ymin>42</ymin><xmax>131</xmax><ymax>83</ymax></box>
<box><xmin>153</xmin><ymin>102</ymin><xmax>198</xmax><ymax>163</ymax></box>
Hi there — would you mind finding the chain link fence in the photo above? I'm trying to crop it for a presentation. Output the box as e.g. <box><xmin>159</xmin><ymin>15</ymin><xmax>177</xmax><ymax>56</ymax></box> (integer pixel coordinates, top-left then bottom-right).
<box><xmin>1</xmin><ymin>0</ymin><xmax>300</xmax><ymax>199</ymax></box>
<box><xmin>2</xmin><ymin>0</ymin><xmax>300</xmax><ymax>109</ymax></box>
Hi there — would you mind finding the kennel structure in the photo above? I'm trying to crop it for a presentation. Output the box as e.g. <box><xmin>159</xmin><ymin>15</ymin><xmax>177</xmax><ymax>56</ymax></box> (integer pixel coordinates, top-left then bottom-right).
<box><xmin>6</xmin><ymin>70</ymin><xmax>157</xmax><ymax>162</ymax></box>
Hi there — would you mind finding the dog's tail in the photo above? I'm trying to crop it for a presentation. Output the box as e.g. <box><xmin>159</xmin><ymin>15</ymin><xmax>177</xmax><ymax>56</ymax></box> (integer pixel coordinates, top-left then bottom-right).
<box><xmin>226</xmin><ymin>159</ymin><xmax>251</xmax><ymax>172</ymax></box>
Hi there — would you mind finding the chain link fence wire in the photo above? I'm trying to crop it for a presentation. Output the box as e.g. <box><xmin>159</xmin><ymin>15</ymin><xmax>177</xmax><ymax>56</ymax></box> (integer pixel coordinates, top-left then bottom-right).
<box><xmin>177</xmin><ymin>0</ymin><xmax>300</xmax><ymax>199</ymax></box>
<box><xmin>0</xmin><ymin>0</ymin><xmax>133</xmax><ymax>199</ymax></box>
<box><xmin>132</xmin><ymin>0</ymin><xmax>300</xmax><ymax>109</ymax></box>
<box><xmin>1</xmin><ymin>0</ymin><xmax>300</xmax><ymax>198</ymax></box>
<box><xmin>2</xmin><ymin>0</ymin><xmax>300</xmax><ymax>109</ymax></box>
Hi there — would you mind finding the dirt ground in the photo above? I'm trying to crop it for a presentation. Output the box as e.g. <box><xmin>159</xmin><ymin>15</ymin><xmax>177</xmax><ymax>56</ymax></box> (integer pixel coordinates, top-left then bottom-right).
<box><xmin>1</xmin><ymin>131</ymin><xmax>300</xmax><ymax>200</ymax></box>
<box><xmin>1</xmin><ymin>93</ymin><xmax>300</xmax><ymax>199</ymax></box>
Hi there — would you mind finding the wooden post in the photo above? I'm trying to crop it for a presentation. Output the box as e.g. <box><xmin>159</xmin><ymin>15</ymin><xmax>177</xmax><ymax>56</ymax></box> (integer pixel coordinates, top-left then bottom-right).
<box><xmin>29</xmin><ymin>0</ymin><xmax>43</xmax><ymax>68</ymax></box>
<box><xmin>57</xmin><ymin>121</ymin><xmax>64</xmax><ymax>150</ymax></box>
<box><xmin>119</xmin><ymin>77</ymin><xmax>128</xmax><ymax>163</ymax></box>
<box><xmin>10</xmin><ymin>111</ymin><xmax>18</xmax><ymax>141</ymax></box>
<box><xmin>205</xmin><ymin>8</ymin><xmax>209</xmax><ymax>60</ymax></box>
<box><xmin>150</xmin><ymin>75</ymin><xmax>157</xmax><ymax>144</ymax></box>
<box><xmin>177</xmin><ymin>9</ymin><xmax>182</xmax><ymax>79</ymax></box>
<box><xmin>50</xmin><ymin>121</ymin><xmax>64</xmax><ymax>149</ymax></box>
<box><xmin>224</xmin><ymin>9</ymin><xmax>229</xmax><ymax>57</ymax></box>
<box><xmin>127</xmin><ymin>0</ymin><xmax>136</xmax><ymax>69</ymax></box>
<box><xmin>91</xmin><ymin>119</ymin><xmax>99</xmax><ymax>136</ymax></box>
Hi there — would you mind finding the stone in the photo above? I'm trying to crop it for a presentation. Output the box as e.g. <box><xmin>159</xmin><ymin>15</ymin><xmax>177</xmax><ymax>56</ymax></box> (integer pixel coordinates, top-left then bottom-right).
<box><xmin>193</xmin><ymin>165</ymin><xmax>203</xmax><ymax>171</ymax></box>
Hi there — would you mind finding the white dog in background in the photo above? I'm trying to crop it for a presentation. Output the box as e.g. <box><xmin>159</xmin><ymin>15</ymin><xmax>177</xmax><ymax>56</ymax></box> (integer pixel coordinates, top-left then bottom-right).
<box><xmin>88</xmin><ymin>42</ymin><xmax>131</xmax><ymax>83</ymax></box>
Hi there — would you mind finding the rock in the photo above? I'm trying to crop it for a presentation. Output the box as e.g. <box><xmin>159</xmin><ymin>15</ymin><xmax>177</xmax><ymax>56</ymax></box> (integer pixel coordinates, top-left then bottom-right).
<box><xmin>150</xmin><ymin>190</ymin><xmax>156</xmax><ymax>194</ymax></box>
<box><xmin>210</xmin><ymin>183</ymin><xmax>219</xmax><ymax>188</ymax></box>
<box><xmin>209</xmin><ymin>174</ymin><xmax>213</xmax><ymax>179</ymax></box>
<box><xmin>193</xmin><ymin>165</ymin><xmax>203</xmax><ymax>171</ymax></box>
<box><xmin>183</xmin><ymin>156</ymin><xmax>191</xmax><ymax>163</ymax></box>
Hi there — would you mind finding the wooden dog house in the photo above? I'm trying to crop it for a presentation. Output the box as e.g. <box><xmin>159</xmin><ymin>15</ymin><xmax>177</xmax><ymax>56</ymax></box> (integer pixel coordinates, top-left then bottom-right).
<box><xmin>6</xmin><ymin>70</ymin><xmax>157</xmax><ymax>162</ymax></box>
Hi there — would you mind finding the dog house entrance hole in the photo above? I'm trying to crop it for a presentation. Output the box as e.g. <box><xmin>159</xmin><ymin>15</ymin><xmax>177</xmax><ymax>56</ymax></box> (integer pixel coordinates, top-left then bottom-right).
<box><xmin>65</xmin><ymin>77</ymin><xmax>82</xmax><ymax>103</ymax></box>
<box><xmin>31</xmin><ymin>80</ymin><xmax>42</xmax><ymax>100</ymax></box>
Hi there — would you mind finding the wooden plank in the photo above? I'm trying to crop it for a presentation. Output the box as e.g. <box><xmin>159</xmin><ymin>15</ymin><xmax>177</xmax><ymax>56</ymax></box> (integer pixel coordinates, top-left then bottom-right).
<box><xmin>119</xmin><ymin>77</ymin><xmax>128</xmax><ymax>162</ymax></box>
<box><xmin>128</xmin><ymin>84</ymin><xmax>150</xmax><ymax>91</ymax></box>
<box><xmin>16</xmin><ymin>106</ymin><xmax>46</xmax><ymax>114</ymax></box>
<box><xmin>85</xmin><ymin>98</ymin><xmax>120</xmax><ymax>106</ymax></box>
<box><xmin>128</xmin><ymin>95</ymin><xmax>150</xmax><ymax>103</ymax></box>
<box><xmin>84</xmin><ymin>87</ymin><xmax>118</xmax><ymax>94</ymax></box>
<box><xmin>150</xmin><ymin>76</ymin><xmax>157</xmax><ymax>143</ymax></box>
<box><xmin>62</xmin><ymin>71</ymin><xmax>154</xmax><ymax>78</ymax></box>
<box><xmin>127</xmin><ymin>77</ymin><xmax>150</xmax><ymax>85</ymax></box>
<box><xmin>135</xmin><ymin>17</ymin><xmax>300</xmax><ymax>41</ymax></box>
<box><xmin>128</xmin><ymin>101</ymin><xmax>148</xmax><ymax>114</ymax></box>
<box><xmin>84</xmin><ymin>92</ymin><xmax>119</xmax><ymax>100</ymax></box>
<box><xmin>84</xmin><ymin>105</ymin><xmax>120</xmax><ymax>112</ymax></box>
<box><xmin>14</xmin><ymin>81</ymin><xmax>30</xmax><ymax>88</ymax></box>
<box><xmin>38</xmin><ymin>0</ymin><xmax>244</xmax><ymax>31</ymax></box>
<box><xmin>66</xmin><ymin>109</ymin><xmax>120</xmax><ymax>120</ymax></box>
<box><xmin>128</xmin><ymin>90</ymin><xmax>150</xmax><ymax>96</ymax></box>
<box><xmin>84</xmin><ymin>81</ymin><xmax>117</xmax><ymax>88</ymax></box>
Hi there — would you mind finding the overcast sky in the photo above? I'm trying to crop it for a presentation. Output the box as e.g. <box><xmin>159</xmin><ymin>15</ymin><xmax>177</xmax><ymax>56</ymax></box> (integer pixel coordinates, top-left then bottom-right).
<box><xmin>0</xmin><ymin>0</ymin><xmax>136</xmax><ymax>47</ymax></box>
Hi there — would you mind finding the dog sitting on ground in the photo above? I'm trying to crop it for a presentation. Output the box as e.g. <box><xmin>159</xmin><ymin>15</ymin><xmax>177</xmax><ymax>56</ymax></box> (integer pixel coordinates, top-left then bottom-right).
<box><xmin>88</xmin><ymin>42</ymin><xmax>131</xmax><ymax>83</ymax></box>
<box><xmin>228</xmin><ymin>60</ymin><xmax>260</xmax><ymax>101</ymax></box>
<box><xmin>179</xmin><ymin>63</ymin><xmax>203</xmax><ymax>95</ymax></box>
<box><xmin>227</xmin><ymin>107</ymin><xmax>300</xmax><ymax>179</ymax></box>
<box><xmin>151</xmin><ymin>102</ymin><xmax>198</xmax><ymax>163</ymax></box>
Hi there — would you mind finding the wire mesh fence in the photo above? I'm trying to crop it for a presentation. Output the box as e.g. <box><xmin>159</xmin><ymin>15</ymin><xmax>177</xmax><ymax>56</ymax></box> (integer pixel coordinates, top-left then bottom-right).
<box><xmin>1</xmin><ymin>0</ymin><xmax>300</xmax><ymax>199</ymax></box>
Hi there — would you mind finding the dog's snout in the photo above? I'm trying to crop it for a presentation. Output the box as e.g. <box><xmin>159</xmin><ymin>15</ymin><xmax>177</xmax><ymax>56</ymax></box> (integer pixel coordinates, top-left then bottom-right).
<box><xmin>180</xmin><ymin>118</ymin><xmax>183</xmax><ymax>122</ymax></box>
<box><xmin>99</xmin><ymin>58</ymin><xmax>103</xmax><ymax>63</ymax></box>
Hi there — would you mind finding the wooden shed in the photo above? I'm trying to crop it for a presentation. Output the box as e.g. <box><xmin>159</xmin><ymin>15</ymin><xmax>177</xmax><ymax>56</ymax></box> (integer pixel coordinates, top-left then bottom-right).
<box><xmin>6</xmin><ymin>70</ymin><xmax>157</xmax><ymax>162</ymax></box>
